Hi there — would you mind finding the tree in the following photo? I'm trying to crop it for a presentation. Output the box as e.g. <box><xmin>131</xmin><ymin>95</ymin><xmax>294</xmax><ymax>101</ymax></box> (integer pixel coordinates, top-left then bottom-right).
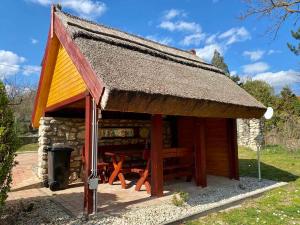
<box><xmin>277</xmin><ymin>86</ymin><xmax>299</xmax><ymax>116</ymax></box>
<box><xmin>211</xmin><ymin>50</ymin><xmax>230</xmax><ymax>74</ymax></box>
<box><xmin>288</xmin><ymin>27</ymin><xmax>300</xmax><ymax>55</ymax></box>
<box><xmin>241</xmin><ymin>0</ymin><xmax>300</xmax><ymax>35</ymax></box>
<box><xmin>0</xmin><ymin>81</ymin><xmax>17</xmax><ymax>207</ymax></box>
<box><xmin>211</xmin><ymin>50</ymin><xmax>241</xmax><ymax>84</ymax></box>
<box><xmin>242</xmin><ymin>80</ymin><xmax>276</xmax><ymax>107</ymax></box>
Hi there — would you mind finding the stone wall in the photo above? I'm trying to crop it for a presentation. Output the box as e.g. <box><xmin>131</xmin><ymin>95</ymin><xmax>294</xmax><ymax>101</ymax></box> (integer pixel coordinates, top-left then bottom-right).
<box><xmin>38</xmin><ymin>117</ymin><xmax>172</xmax><ymax>184</ymax></box>
<box><xmin>237</xmin><ymin>119</ymin><xmax>264</xmax><ymax>151</ymax></box>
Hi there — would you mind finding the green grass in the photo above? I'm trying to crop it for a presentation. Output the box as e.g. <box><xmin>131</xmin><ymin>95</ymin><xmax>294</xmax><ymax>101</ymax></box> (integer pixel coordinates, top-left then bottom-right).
<box><xmin>187</xmin><ymin>146</ymin><xmax>300</xmax><ymax>225</ymax></box>
<box><xmin>16</xmin><ymin>143</ymin><xmax>38</xmax><ymax>152</ymax></box>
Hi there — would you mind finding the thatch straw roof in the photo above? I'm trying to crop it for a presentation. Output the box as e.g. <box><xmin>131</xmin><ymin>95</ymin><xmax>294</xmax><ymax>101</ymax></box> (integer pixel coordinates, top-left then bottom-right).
<box><xmin>55</xmin><ymin>10</ymin><xmax>266</xmax><ymax>118</ymax></box>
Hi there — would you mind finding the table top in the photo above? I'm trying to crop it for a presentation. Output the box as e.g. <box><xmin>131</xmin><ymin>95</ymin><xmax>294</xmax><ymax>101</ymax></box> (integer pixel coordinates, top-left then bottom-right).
<box><xmin>104</xmin><ymin>149</ymin><xmax>146</xmax><ymax>157</ymax></box>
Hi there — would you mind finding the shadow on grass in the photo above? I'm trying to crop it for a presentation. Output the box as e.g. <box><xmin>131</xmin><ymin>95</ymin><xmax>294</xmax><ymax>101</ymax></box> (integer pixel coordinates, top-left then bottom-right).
<box><xmin>239</xmin><ymin>159</ymin><xmax>299</xmax><ymax>182</ymax></box>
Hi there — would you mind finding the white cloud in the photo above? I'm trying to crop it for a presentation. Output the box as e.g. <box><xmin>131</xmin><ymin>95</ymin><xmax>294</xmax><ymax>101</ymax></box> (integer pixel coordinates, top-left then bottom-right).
<box><xmin>243</xmin><ymin>50</ymin><xmax>265</xmax><ymax>61</ymax></box>
<box><xmin>181</xmin><ymin>33</ymin><xmax>205</xmax><ymax>46</ymax></box>
<box><xmin>242</xmin><ymin>62</ymin><xmax>270</xmax><ymax>74</ymax></box>
<box><xmin>159</xmin><ymin>21</ymin><xmax>201</xmax><ymax>33</ymax></box>
<box><xmin>219</xmin><ymin>27</ymin><xmax>251</xmax><ymax>45</ymax></box>
<box><xmin>252</xmin><ymin>70</ymin><xmax>300</xmax><ymax>90</ymax></box>
<box><xmin>195</xmin><ymin>43</ymin><xmax>224</xmax><ymax>62</ymax></box>
<box><xmin>29</xmin><ymin>0</ymin><xmax>107</xmax><ymax>19</ymax></box>
<box><xmin>0</xmin><ymin>50</ymin><xmax>26</xmax><ymax>78</ymax></box>
<box><xmin>205</xmin><ymin>34</ymin><xmax>217</xmax><ymax>44</ymax></box>
<box><xmin>22</xmin><ymin>65</ymin><xmax>41</xmax><ymax>76</ymax></box>
<box><xmin>163</xmin><ymin>9</ymin><xmax>185</xmax><ymax>20</ymax></box>
<box><xmin>145</xmin><ymin>35</ymin><xmax>173</xmax><ymax>45</ymax></box>
<box><xmin>267</xmin><ymin>49</ymin><xmax>281</xmax><ymax>55</ymax></box>
<box><xmin>231</xmin><ymin>70</ymin><xmax>237</xmax><ymax>76</ymax></box>
<box><xmin>0</xmin><ymin>50</ymin><xmax>41</xmax><ymax>79</ymax></box>
<box><xmin>31</xmin><ymin>38</ymin><xmax>38</xmax><ymax>44</ymax></box>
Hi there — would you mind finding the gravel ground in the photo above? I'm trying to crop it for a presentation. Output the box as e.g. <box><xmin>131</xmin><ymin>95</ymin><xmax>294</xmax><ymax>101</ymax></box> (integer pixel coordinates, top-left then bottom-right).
<box><xmin>0</xmin><ymin>199</ymin><xmax>70</xmax><ymax>225</ymax></box>
<box><xmin>2</xmin><ymin>177</ymin><xmax>286</xmax><ymax>225</ymax></box>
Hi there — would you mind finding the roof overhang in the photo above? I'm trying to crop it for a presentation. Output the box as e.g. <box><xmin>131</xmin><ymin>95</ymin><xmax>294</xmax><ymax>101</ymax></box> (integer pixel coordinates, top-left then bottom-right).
<box><xmin>101</xmin><ymin>89</ymin><xmax>266</xmax><ymax>119</ymax></box>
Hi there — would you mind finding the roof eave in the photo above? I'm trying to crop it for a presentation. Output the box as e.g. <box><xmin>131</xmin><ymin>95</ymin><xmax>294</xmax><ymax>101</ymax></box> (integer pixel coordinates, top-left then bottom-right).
<box><xmin>102</xmin><ymin>89</ymin><xmax>267</xmax><ymax>119</ymax></box>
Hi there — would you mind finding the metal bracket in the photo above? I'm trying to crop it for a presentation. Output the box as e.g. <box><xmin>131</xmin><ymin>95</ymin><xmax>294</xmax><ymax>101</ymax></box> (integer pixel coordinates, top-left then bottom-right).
<box><xmin>88</xmin><ymin>178</ymin><xmax>99</xmax><ymax>190</ymax></box>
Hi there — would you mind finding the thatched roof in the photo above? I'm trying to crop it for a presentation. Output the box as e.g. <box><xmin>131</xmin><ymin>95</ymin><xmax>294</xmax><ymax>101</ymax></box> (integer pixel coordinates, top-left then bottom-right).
<box><xmin>55</xmin><ymin>10</ymin><xmax>266</xmax><ymax>118</ymax></box>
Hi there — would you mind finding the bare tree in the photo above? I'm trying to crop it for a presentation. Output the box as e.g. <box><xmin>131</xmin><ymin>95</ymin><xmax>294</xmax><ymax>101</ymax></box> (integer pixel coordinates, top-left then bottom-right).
<box><xmin>241</xmin><ymin>0</ymin><xmax>300</xmax><ymax>36</ymax></box>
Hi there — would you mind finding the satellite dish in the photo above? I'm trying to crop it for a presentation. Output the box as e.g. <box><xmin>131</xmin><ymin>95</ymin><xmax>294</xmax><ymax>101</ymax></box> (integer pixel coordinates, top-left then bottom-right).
<box><xmin>264</xmin><ymin>107</ymin><xmax>274</xmax><ymax>120</ymax></box>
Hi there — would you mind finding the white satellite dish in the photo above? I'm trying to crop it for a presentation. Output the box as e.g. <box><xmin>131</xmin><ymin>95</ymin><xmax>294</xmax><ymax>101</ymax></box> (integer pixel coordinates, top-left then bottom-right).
<box><xmin>264</xmin><ymin>107</ymin><xmax>274</xmax><ymax>120</ymax></box>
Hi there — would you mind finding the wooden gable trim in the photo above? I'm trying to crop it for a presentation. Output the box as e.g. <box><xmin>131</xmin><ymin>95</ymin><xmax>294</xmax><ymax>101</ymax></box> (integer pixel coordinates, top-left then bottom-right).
<box><xmin>53</xmin><ymin>14</ymin><xmax>104</xmax><ymax>104</ymax></box>
<box><xmin>31</xmin><ymin>29</ymin><xmax>60</xmax><ymax>128</ymax></box>
<box><xmin>32</xmin><ymin>9</ymin><xmax>105</xmax><ymax>128</ymax></box>
<box><xmin>45</xmin><ymin>90</ymin><xmax>89</xmax><ymax>113</ymax></box>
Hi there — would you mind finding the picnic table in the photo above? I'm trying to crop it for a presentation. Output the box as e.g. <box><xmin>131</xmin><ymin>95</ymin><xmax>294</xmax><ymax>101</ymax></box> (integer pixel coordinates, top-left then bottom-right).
<box><xmin>105</xmin><ymin>150</ymin><xmax>145</xmax><ymax>189</ymax></box>
<box><xmin>105</xmin><ymin>147</ymin><xmax>193</xmax><ymax>193</ymax></box>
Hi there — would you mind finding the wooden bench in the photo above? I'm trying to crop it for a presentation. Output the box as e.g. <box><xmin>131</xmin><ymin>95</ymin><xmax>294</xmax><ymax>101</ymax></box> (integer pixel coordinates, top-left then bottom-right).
<box><xmin>162</xmin><ymin>147</ymin><xmax>194</xmax><ymax>181</ymax></box>
<box><xmin>132</xmin><ymin>147</ymin><xmax>194</xmax><ymax>193</ymax></box>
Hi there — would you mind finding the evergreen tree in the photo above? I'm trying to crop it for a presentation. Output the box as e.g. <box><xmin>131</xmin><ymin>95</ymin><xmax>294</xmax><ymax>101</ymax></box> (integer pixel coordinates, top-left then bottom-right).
<box><xmin>211</xmin><ymin>50</ymin><xmax>230</xmax><ymax>74</ymax></box>
<box><xmin>0</xmin><ymin>81</ymin><xmax>17</xmax><ymax>207</ymax></box>
<box><xmin>211</xmin><ymin>50</ymin><xmax>240</xmax><ymax>84</ymax></box>
<box><xmin>287</xmin><ymin>28</ymin><xmax>300</xmax><ymax>55</ymax></box>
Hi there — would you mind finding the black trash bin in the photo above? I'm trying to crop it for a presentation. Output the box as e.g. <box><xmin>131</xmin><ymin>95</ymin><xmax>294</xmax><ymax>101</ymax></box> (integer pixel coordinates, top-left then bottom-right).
<box><xmin>47</xmin><ymin>146</ymin><xmax>73</xmax><ymax>191</ymax></box>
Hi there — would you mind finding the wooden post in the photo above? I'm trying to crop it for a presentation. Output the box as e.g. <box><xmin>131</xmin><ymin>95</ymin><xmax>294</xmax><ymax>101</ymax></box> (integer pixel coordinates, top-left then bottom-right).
<box><xmin>227</xmin><ymin>118</ymin><xmax>239</xmax><ymax>180</ymax></box>
<box><xmin>194</xmin><ymin>118</ymin><xmax>207</xmax><ymax>187</ymax></box>
<box><xmin>151</xmin><ymin>115</ymin><xmax>163</xmax><ymax>197</ymax></box>
<box><xmin>84</xmin><ymin>94</ymin><xmax>93</xmax><ymax>215</ymax></box>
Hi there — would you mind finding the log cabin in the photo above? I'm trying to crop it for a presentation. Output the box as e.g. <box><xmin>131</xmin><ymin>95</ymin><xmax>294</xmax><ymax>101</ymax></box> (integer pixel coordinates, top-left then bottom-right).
<box><xmin>32</xmin><ymin>6</ymin><xmax>266</xmax><ymax>215</ymax></box>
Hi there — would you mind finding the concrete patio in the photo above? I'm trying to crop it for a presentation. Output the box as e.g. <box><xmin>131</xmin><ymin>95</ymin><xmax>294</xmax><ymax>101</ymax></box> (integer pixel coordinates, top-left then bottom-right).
<box><xmin>8</xmin><ymin>152</ymin><xmax>287</xmax><ymax>224</ymax></box>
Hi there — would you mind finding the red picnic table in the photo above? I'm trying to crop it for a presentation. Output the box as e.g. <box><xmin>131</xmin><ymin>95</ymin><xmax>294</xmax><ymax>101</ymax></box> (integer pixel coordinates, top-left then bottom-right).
<box><xmin>104</xmin><ymin>150</ymin><xmax>150</xmax><ymax>193</ymax></box>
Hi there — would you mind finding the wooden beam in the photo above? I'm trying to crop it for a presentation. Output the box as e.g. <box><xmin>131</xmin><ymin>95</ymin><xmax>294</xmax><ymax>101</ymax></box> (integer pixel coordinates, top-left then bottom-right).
<box><xmin>227</xmin><ymin>118</ymin><xmax>239</xmax><ymax>180</ymax></box>
<box><xmin>45</xmin><ymin>91</ymin><xmax>88</xmax><ymax>113</ymax></box>
<box><xmin>194</xmin><ymin>118</ymin><xmax>207</xmax><ymax>187</ymax></box>
<box><xmin>84</xmin><ymin>94</ymin><xmax>93</xmax><ymax>215</ymax></box>
<box><xmin>151</xmin><ymin>114</ymin><xmax>163</xmax><ymax>197</ymax></box>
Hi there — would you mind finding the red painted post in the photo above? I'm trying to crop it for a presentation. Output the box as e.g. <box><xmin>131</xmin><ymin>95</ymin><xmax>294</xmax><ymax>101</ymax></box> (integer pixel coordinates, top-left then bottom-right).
<box><xmin>232</xmin><ymin>119</ymin><xmax>239</xmax><ymax>180</ymax></box>
<box><xmin>84</xmin><ymin>94</ymin><xmax>93</xmax><ymax>215</ymax></box>
<box><xmin>151</xmin><ymin>114</ymin><xmax>163</xmax><ymax>197</ymax></box>
<box><xmin>194</xmin><ymin>118</ymin><xmax>207</xmax><ymax>187</ymax></box>
<box><xmin>227</xmin><ymin>118</ymin><xmax>239</xmax><ymax>180</ymax></box>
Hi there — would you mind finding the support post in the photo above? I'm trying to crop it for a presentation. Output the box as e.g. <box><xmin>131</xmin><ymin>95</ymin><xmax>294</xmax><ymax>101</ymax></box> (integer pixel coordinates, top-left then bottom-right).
<box><xmin>227</xmin><ymin>118</ymin><xmax>239</xmax><ymax>180</ymax></box>
<box><xmin>151</xmin><ymin>114</ymin><xmax>163</xmax><ymax>197</ymax></box>
<box><xmin>194</xmin><ymin>118</ymin><xmax>207</xmax><ymax>187</ymax></box>
<box><xmin>84</xmin><ymin>94</ymin><xmax>93</xmax><ymax>215</ymax></box>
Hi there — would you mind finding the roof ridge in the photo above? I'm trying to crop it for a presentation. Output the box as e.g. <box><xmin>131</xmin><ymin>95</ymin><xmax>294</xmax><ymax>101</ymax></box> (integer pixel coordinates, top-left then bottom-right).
<box><xmin>72</xmin><ymin>30</ymin><xmax>226</xmax><ymax>75</ymax></box>
<box><xmin>57</xmin><ymin>10</ymin><xmax>223</xmax><ymax>73</ymax></box>
<box><xmin>57</xmin><ymin>10</ymin><xmax>200</xmax><ymax>58</ymax></box>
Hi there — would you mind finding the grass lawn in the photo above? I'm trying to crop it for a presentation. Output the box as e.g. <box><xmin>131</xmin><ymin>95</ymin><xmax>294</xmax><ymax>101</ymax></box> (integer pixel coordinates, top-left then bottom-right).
<box><xmin>16</xmin><ymin>143</ymin><xmax>38</xmax><ymax>152</ymax></box>
<box><xmin>187</xmin><ymin>146</ymin><xmax>300</xmax><ymax>225</ymax></box>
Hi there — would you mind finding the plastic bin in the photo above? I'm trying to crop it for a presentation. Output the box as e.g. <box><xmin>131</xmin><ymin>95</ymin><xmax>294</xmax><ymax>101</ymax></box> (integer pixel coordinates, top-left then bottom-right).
<box><xmin>47</xmin><ymin>147</ymin><xmax>73</xmax><ymax>191</ymax></box>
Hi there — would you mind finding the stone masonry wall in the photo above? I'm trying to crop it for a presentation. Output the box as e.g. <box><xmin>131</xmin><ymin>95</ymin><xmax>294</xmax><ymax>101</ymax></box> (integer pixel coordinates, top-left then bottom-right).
<box><xmin>38</xmin><ymin>117</ymin><xmax>172</xmax><ymax>184</ymax></box>
<box><xmin>237</xmin><ymin>119</ymin><xmax>264</xmax><ymax>151</ymax></box>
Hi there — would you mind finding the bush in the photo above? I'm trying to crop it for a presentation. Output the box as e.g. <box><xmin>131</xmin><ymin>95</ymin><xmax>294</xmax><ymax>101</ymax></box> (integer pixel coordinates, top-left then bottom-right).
<box><xmin>172</xmin><ymin>191</ymin><xmax>189</xmax><ymax>207</ymax></box>
<box><xmin>0</xmin><ymin>82</ymin><xmax>17</xmax><ymax>207</ymax></box>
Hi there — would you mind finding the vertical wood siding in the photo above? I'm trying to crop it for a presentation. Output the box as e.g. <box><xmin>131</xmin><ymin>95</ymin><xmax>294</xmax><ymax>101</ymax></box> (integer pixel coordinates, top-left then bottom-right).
<box><xmin>205</xmin><ymin>118</ymin><xmax>230</xmax><ymax>177</ymax></box>
<box><xmin>46</xmin><ymin>45</ymin><xmax>87</xmax><ymax>107</ymax></box>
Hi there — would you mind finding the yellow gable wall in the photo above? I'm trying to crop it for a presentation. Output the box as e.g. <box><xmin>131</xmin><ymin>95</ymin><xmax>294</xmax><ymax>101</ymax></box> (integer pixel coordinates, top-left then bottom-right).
<box><xmin>46</xmin><ymin>44</ymin><xmax>87</xmax><ymax>107</ymax></box>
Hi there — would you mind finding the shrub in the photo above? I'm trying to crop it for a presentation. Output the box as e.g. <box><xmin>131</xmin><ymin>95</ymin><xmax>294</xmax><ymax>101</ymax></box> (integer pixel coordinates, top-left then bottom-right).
<box><xmin>0</xmin><ymin>81</ymin><xmax>17</xmax><ymax>207</ymax></box>
<box><xmin>172</xmin><ymin>191</ymin><xmax>189</xmax><ymax>207</ymax></box>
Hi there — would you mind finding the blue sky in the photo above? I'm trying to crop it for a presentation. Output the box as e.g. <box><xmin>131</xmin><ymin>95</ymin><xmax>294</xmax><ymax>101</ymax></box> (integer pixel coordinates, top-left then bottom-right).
<box><xmin>0</xmin><ymin>0</ymin><xmax>299</xmax><ymax>95</ymax></box>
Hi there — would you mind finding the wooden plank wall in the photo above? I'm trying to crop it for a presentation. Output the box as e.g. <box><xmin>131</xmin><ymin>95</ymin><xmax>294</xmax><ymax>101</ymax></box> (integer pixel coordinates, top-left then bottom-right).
<box><xmin>46</xmin><ymin>44</ymin><xmax>87</xmax><ymax>107</ymax></box>
<box><xmin>205</xmin><ymin>118</ymin><xmax>230</xmax><ymax>177</ymax></box>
